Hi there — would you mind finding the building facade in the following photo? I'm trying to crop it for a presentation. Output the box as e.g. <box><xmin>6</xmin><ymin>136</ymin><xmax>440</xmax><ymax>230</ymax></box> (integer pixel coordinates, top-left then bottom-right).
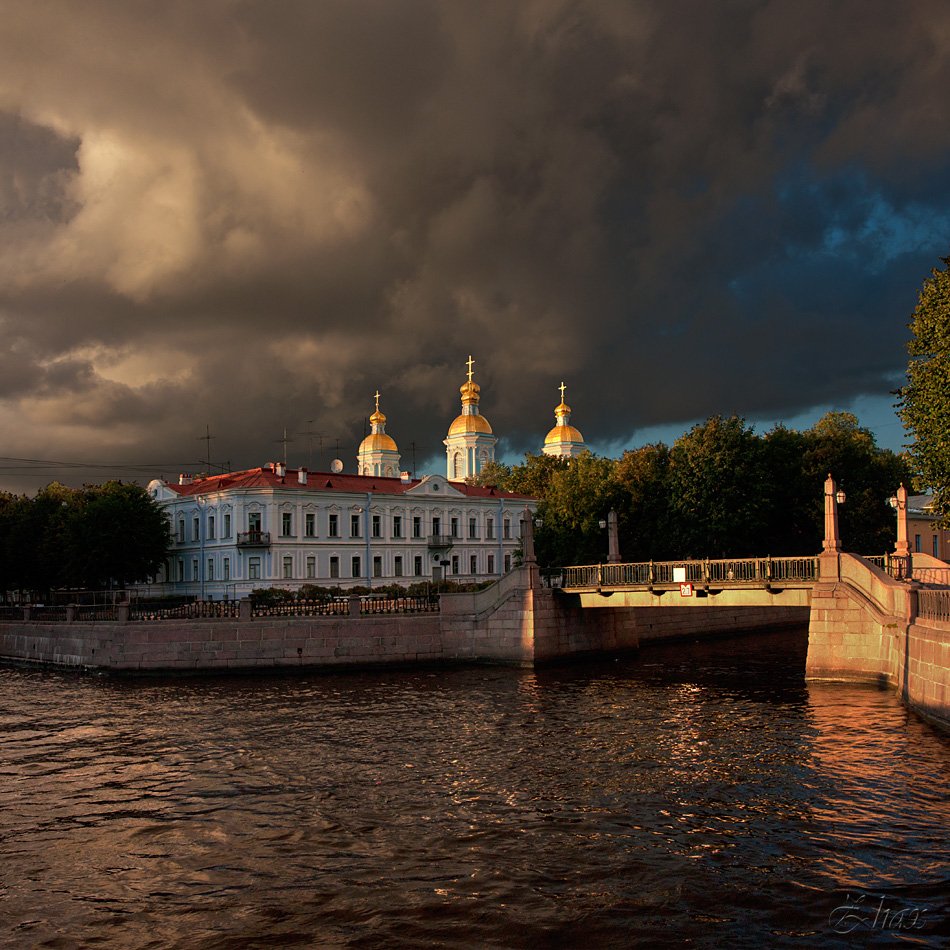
<box><xmin>907</xmin><ymin>494</ymin><xmax>950</xmax><ymax>560</ymax></box>
<box><xmin>147</xmin><ymin>360</ymin><xmax>538</xmax><ymax>598</ymax></box>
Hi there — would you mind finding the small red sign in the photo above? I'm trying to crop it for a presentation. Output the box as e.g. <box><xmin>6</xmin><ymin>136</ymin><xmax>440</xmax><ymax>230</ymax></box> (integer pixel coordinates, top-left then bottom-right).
<box><xmin>680</xmin><ymin>583</ymin><xmax>693</xmax><ymax>597</ymax></box>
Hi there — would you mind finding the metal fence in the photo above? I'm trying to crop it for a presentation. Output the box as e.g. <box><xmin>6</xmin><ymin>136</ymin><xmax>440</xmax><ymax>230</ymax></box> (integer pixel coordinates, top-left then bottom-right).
<box><xmin>917</xmin><ymin>589</ymin><xmax>950</xmax><ymax>623</ymax></box>
<box><xmin>130</xmin><ymin>601</ymin><xmax>242</xmax><ymax>621</ymax></box>
<box><xmin>563</xmin><ymin>556</ymin><xmax>819</xmax><ymax>590</ymax></box>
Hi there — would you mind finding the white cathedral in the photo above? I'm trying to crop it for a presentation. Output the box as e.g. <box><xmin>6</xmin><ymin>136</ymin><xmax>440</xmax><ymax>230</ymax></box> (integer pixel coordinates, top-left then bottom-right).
<box><xmin>148</xmin><ymin>360</ymin><xmax>587</xmax><ymax>597</ymax></box>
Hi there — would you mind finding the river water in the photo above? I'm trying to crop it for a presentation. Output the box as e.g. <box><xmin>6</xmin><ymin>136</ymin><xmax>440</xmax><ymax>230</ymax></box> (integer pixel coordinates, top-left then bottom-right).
<box><xmin>1</xmin><ymin>628</ymin><xmax>947</xmax><ymax>948</ymax></box>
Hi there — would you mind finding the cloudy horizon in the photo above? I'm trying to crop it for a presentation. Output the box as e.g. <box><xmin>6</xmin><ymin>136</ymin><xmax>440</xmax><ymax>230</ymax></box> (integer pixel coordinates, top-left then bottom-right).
<box><xmin>1</xmin><ymin>0</ymin><xmax>947</xmax><ymax>491</ymax></box>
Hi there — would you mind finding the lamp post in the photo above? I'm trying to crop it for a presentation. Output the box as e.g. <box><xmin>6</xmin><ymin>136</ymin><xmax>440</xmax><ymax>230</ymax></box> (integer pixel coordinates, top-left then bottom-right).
<box><xmin>197</xmin><ymin>496</ymin><xmax>206</xmax><ymax>601</ymax></box>
<box><xmin>888</xmin><ymin>484</ymin><xmax>911</xmax><ymax>558</ymax></box>
<box><xmin>822</xmin><ymin>473</ymin><xmax>846</xmax><ymax>553</ymax></box>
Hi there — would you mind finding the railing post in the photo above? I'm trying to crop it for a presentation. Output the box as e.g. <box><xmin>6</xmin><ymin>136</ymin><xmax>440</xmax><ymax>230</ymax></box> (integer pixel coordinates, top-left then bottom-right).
<box><xmin>349</xmin><ymin>594</ymin><xmax>361</xmax><ymax>617</ymax></box>
<box><xmin>239</xmin><ymin>597</ymin><xmax>252</xmax><ymax>621</ymax></box>
<box><xmin>597</xmin><ymin>563</ymin><xmax>603</xmax><ymax>588</ymax></box>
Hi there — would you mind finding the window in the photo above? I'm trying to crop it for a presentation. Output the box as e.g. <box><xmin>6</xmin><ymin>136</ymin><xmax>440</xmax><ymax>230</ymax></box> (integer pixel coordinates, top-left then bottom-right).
<box><xmin>351</xmin><ymin>555</ymin><xmax>362</xmax><ymax>578</ymax></box>
<box><xmin>453</xmin><ymin>452</ymin><xmax>462</xmax><ymax>479</ymax></box>
<box><xmin>208</xmin><ymin>515</ymin><xmax>215</xmax><ymax>539</ymax></box>
<box><xmin>504</xmin><ymin>554</ymin><xmax>511</xmax><ymax>573</ymax></box>
<box><xmin>177</xmin><ymin>558</ymin><xmax>184</xmax><ymax>581</ymax></box>
<box><xmin>177</xmin><ymin>518</ymin><xmax>184</xmax><ymax>543</ymax></box>
<box><xmin>193</xmin><ymin>517</ymin><xmax>200</xmax><ymax>541</ymax></box>
<box><xmin>351</xmin><ymin>514</ymin><xmax>361</xmax><ymax>538</ymax></box>
<box><xmin>451</xmin><ymin>555</ymin><xmax>459</xmax><ymax>575</ymax></box>
<box><xmin>283</xmin><ymin>556</ymin><xmax>293</xmax><ymax>579</ymax></box>
<box><xmin>450</xmin><ymin>517</ymin><xmax>459</xmax><ymax>538</ymax></box>
<box><xmin>372</xmin><ymin>514</ymin><xmax>381</xmax><ymax>538</ymax></box>
<box><xmin>223</xmin><ymin>557</ymin><xmax>230</xmax><ymax>581</ymax></box>
<box><xmin>306</xmin><ymin>556</ymin><xmax>316</xmax><ymax>578</ymax></box>
<box><xmin>373</xmin><ymin>555</ymin><xmax>382</xmax><ymax>578</ymax></box>
<box><xmin>915</xmin><ymin>533</ymin><xmax>922</xmax><ymax>553</ymax></box>
<box><xmin>281</xmin><ymin>512</ymin><xmax>293</xmax><ymax>537</ymax></box>
<box><xmin>208</xmin><ymin>558</ymin><xmax>214</xmax><ymax>581</ymax></box>
<box><xmin>248</xmin><ymin>512</ymin><xmax>261</xmax><ymax>532</ymax></box>
<box><xmin>412</xmin><ymin>516</ymin><xmax>421</xmax><ymax>538</ymax></box>
<box><xmin>488</xmin><ymin>554</ymin><xmax>495</xmax><ymax>574</ymax></box>
<box><xmin>468</xmin><ymin>517</ymin><xmax>477</xmax><ymax>539</ymax></box>
<box><xmin>432</xmin><ymin>516</ymin><xmax>441</xmax><ymax>536</ymax></box>
<box><xmin>249</xmin><ymin>557</ymin><xmax>261</xmax><ymax>580</ymax></box>
<box><xmin>487</xmin><ymin>517</ymin><xmax>494</xmax><ymax>540</ymax></box>
<box><xmin>394</xmin><ymin>556</ymin><xmax>403</xmax><ymax>577</ymax></box>
<box><xmin>223</xmin><ymin>513</ymin><xmax>231</xmax><ymax>537</ymax></box>
<box><xmin>393</xmin><ymin>515</ymin><xmax>402</xmax><ymax>539</ymax></box>
<box><xmin>414</xmin><ymin>555</ymin><xmax>423</xmax><ymax>577</ymax></box>
<box><xmin>192</xmin><ymin>558</ymin><xmax>199</xmax><ymax>580</ymax></box>
<box><xmin>329</xmin><ymin>513</ymin><xmax>339</xmax><ymax>537</ymax></box>
<box><xmin>305</xmin><ymin>512</ymin><xmax>315</xmax><ymax>537</ymax></box>
<box><xmin>330</xmin><ymin>556</ymin><xmax>340</xmax><ymax>579</ymax></box>
<box><xmin>470</xmin><ymin>554</ymin><xmax>477</xmax><ymax>574</ymax></box>
<box><xmin>503</xmin><ymin>518</ymin><xmax>511</xmax><ymax>540</ymax></box>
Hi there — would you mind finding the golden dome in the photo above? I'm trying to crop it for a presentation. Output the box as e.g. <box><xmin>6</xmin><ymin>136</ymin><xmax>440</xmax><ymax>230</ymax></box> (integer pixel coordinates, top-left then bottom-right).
<box><xmin>359</xmin><ymin>432</ymin><xmax>398</xmax><ymax>452</ymax></box>
<box><xmin>449</xmin><ymin>413</ymin><xmax>494</xmax><ymax>435</ymax></box>
<box><xmin>370</xmin><ymin>409</ymin><xmax>386</xmax><ymax>425</ymax></box>
<box><xmin>544</xmin><ymin>424</ymin><xmax>584</xmax><ymax>445</ymax></box>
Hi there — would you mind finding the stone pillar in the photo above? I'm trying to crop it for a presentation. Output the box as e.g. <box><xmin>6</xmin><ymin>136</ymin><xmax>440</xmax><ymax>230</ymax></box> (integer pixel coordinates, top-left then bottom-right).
<box><xmin>22</xmin><ymin>605</ymin><xmax>31</xmax><ymax>621</ymax></box>
<box><xmin>820</xmin><ymin>474</ymin><xmax>843</xmax><ymax>581</ymax></box>
<box><xmin>521</xmin><ymin>507</ymin><xmax>536</xmax><ymax>565</ymax></box>
<box><xmin>116</xmin><ymin>603</ymin><xmax>130</xmax><ymax>623</ymax></box>
<box><xmin>822</xmin><ymin>473</ymin><xmax>842</xmax><ymax>553</ymax></box>
<box><xmin>894</xmin><ymin>483</ymin><xmax>911</xmax><ymax>558</ymax></box>
<box><xmin>65</xmin><ymin>605</ymin><xmax>77</xmax><ymax>623</ymax></box>
<box><xmin>239</xmin><ymin>597</ymin><xmax>252</xmax><ymax>621</ymax></box>
<box><xmin>349</xmin><ymin>594</ymin><xmax>361</xmax><ymax>617</ymax></box>
<box><xmin>607</xmin><ymin>509</ymin><xmax>621</xmax><ymax>563</ymax></box>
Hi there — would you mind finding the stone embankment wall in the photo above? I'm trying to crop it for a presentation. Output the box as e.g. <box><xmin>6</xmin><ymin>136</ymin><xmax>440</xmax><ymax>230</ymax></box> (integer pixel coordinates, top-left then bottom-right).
<box><xmin>1</xmin><ymin>566</ymin><xmax>808</xmax><ymax>674</ymax></box>
<box><xmin>807</xmin><ymin>552</ymin><xmax>949</xmax><ymax>731</ymax></box>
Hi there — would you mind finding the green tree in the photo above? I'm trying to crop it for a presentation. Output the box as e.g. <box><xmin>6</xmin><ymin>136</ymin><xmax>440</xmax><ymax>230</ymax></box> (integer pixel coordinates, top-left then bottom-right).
<box><xmin>898</xmin><ymin>254</ymin><xmax>950</xmax><ymax>525</ymax></box>
<box><xmin>612</xmin><ymin>443</ymin><xmax>672</xmax><ymax>560</ymax></box>
<box><xmin>69</xmin><ymin>482</ymin><xmax>171</xmax><ymax>588</ymax></box>
<box><xmin>666</xmin><ymin>416</ymin><xmax>768</xmax><ymax>557</ymax></box>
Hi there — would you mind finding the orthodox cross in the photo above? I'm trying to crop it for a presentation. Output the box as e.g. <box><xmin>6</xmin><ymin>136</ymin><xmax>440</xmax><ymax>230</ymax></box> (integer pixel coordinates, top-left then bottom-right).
<box><xmin>374</xmin><ymin>390</ymin><xmax>381</xmax><ymax>412</ymax></box>
<box><xmin>559</xmin><ymin>381</ymin><xmax>567</xmax><ymax>402</ymax></box>
<box><xmin>466</xmin><ymin>354</ymin><xmax>475</xmax><ymax>382</ymax></box>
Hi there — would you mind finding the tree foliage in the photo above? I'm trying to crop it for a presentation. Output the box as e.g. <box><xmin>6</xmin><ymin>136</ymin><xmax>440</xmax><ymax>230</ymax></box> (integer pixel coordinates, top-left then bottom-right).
<box><xmin>898</xmin><ymin>255</ymin><xmax>950</xmax><ymax>525</ymax></box>
<box><xmin>480</xmin><ymin>413</ymin><xmax>911</xmax><ymax>568</ymax></box>
<box><xmin>0</xmin><ymin>481</ymin><xmax>171</xmax><ymax>598</ymax></box>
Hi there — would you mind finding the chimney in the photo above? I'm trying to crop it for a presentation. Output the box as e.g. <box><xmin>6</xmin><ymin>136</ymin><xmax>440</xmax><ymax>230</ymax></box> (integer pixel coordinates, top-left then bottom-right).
<box><xmin>179</xmin><ymin>474</ymin><xmax>193</xmax><ymax>486</ymax></box>
<box><xmin>298</xmin><ymin>467</ymin><xmax>308</xmax><ymax>486</ymax></box>
<box><xmin>400</xmin><ymin>471</ymin><xmax>412</xmax><ymax>484</ymax></box>
<box><xmin>275</xmin><ymin>462</ymin><xmax>286</xmax><ymax>478</ymax></box>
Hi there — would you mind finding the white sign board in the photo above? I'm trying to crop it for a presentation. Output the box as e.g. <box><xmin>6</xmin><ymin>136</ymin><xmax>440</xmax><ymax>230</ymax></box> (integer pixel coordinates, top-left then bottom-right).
<box><xmin>673</xmin><ymin>567</ymin><xmax>687</xmax><ymax>583</ymax></box>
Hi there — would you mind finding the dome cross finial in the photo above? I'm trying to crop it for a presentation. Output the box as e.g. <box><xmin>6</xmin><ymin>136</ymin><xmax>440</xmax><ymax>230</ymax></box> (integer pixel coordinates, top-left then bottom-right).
<box><xmin>374</xmin><ymin>389</ymin><xmax>381</xmax><ymax>412</ymax></box>
<box><xmin>466</xmin><ymin>354</ymin><xmax>475</xmax><ymax>383</ymax></box>
<box><xmin>559</xmin><ymin>381</ymin><xmax>567</xmax><ymax>402</ymax></box>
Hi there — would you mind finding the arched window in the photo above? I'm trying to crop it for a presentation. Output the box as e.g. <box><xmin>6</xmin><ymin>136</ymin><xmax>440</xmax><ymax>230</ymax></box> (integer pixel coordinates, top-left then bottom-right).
<box><xmin>453</xmin><ymin>452</ymin><xmax>463</xmax><ymax>479</ymax></box>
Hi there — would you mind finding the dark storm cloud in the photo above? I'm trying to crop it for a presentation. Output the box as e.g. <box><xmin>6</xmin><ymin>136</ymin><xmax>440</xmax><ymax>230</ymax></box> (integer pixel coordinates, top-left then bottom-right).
<box><xmin>0</xmin><ymin>0</ymin><xmax>948</xmax><ymax>484</ymax></box>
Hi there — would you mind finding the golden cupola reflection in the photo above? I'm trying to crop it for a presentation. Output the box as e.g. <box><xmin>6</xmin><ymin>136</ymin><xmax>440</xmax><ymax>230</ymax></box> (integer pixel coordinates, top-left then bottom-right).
<box><xmin>444</xmin><ymin>355</ymin><xmax>498</xmax><ymax>479</ymax></box>
<box><xmin>542</xmin><ymin>382</ymin><xmax>588</xmax><ymax>458</ymax></box>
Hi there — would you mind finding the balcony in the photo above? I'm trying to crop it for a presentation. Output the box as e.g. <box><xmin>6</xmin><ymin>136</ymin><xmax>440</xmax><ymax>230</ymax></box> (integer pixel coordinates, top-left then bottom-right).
<box><xmin>427</xmin><ymin>534</ymin><xmax>456</xmax><ymax>550</ymax></box>
<box><xmin>237</xmin><ymin>530</ymin><xmax>271</xmax><ymax>547</ymax></box>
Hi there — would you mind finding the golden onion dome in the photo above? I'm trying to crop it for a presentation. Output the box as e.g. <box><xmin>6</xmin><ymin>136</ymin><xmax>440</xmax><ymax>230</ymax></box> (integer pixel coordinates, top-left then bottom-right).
<box><xmin>359</xmin><ymin>432</ymin><xmax>398</xmax><ymax>452</ymax></box>
<box><xmin>544</xmin><ymin>424</ymin><xmax>585</xmax><ymax>445</ymax></box>
<box><xmin>370</xmin><ymin>409</ymin><xmax>386</xmax><ymax>425</ymax></box>
<box><xmin>449</xmin><ymin>413</ymin><xmax>493</xmax><ymax>436</ymax></box>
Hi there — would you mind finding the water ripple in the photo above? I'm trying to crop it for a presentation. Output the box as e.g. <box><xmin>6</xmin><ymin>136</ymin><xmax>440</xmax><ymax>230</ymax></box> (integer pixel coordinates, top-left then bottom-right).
<box><xmin>1</xmin><ymin>628</ymin><xmax>947</xmax><ymax>947</ymax></box>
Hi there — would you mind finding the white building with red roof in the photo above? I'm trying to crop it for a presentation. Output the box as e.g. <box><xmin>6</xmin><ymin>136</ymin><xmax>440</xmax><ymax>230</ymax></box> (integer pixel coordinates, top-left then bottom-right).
<box><xmin>147</xmin><ymin>362</ymin><xmax>535</xmax><ymax>597</ymax></box>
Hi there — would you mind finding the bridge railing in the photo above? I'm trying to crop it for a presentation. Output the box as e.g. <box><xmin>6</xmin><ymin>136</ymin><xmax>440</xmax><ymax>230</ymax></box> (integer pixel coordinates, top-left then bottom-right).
<box><xmin>918</xmin><ymin>589</ymin><xmax>950</xmax><ymax>623</ymax></box>
<box><xmin>562</xmin><ymin>556</ymin><xmax>819</xmax><ymax>590</ymax></box>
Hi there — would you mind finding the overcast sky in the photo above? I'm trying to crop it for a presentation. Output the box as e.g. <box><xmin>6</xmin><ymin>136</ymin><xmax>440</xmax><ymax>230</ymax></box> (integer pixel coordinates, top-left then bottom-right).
<box><xmin>1</xmin><ymin>0</ymin><xmax>948</xmax><ymax>490</ymax></box>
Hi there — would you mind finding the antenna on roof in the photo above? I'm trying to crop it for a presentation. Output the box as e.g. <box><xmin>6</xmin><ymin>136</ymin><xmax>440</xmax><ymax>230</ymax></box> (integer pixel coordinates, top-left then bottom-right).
<box><xmin>299</xmin><ymin>421</ymin><xmax>323</xmax><ymax>470</ymax></box>
<box><xmin>275</xmin><ymin>426</ymin><xmax>294</xmax><ymax>467</ymax></box>
<box><xmin>197</xmin><ymin>425</ymin><xmax>217</xmax><ymax>475</ymax></box>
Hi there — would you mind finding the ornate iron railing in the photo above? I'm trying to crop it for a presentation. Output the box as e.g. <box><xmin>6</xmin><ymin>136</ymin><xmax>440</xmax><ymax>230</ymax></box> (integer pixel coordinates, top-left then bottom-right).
<box><xmin>562</xmin><ymin>556</ymin><xmax>819</xmax><ymax>590</ymax></box>
<box><xmin>917</xmin><ymin>589</ymin><xmax>950</xmax><ymax>623</ymax></box>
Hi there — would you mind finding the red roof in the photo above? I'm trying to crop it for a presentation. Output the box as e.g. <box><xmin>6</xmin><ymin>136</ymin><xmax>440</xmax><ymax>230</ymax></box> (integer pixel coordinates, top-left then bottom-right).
<box><xmin>168</xmin><ymin>466</ymin><xmax>533</xmax><ymax>501</ymax></box>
